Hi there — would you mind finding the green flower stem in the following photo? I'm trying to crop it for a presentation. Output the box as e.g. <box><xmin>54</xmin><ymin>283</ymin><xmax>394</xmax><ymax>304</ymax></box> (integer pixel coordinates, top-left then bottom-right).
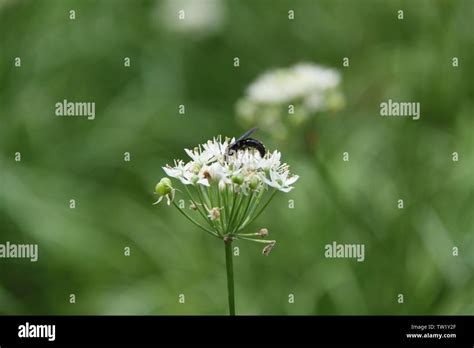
<box><xmin>224</xmin><ymin>187</ymin><xmax>235</xmax><ymax>233</ymax></box>
<box><xmin>226</xmin><ymin>187</ymin><xmax>238</xmax><ymax>230</ymax></box>
<box><xmin>197</xmin><ymin>186</ymin><xmax>221</xmax><ymax>235</ymax></box>
<box><xmin>222</xmin><ymin>186</ymin><xmax>230</xmax><ymax>231</ymax></box>
<box><xmin>197</xmin><ymin>185</ymin><xmax>211</xmax><ymax>209</ymax></box>
<box><xmin>206</xmin><ymin>185</ymin><xmax>215</xmax><ymax>207</ymax></box>
<box><xmin>241</xmin><ymin>189</ymin><xmax>277</xmax><ymax>230</ymax></box>
<box><xmin>227</xmin><ymin>192</ymin><xmax>245</xmax><ymax>233</ymax></box>
<box><xmin>223</xmin><ymin>186</ymin><xmax>230</xmax><ymax>216</ymax></box>
<box><xmin>232</xmin><ymin>193</ymin><xmax>254</xmax><ymax>234</ymax></box>
<box><xmin>185</xmin><ymin>186</ymin><xmax>215</xmax><ymax>230</ymax></box>
<box><xmin>237</xmin><ymin>232</ymin><xmax>260</xmax><ymax>237</ymax></box>
<box><xmin>230</xmin><ymin>193</ymin><xmax>247</xmax><ymax>233</ymax></box>
<box><xmin>172</xmin><ymin>201</ymin><xmax>219</xmax><ymax>238</ymax></box>
<box><xmin>216</xmin><ymin>185</ymin><xmax>225</xmax><ymax>230</ymax></box>
<box><xmin>207</xmin><ymin>185</ymin><xmax>224</xmax><ymax>234</ymax></box>
<box><xmin>238</xmin><ymin>236</ymin><xmax>274</xmax><ymax>244</ymax></box>
<box><xmin>224</xmin><ymin>239</ymin><xmax>235</xmax><ymax>316</ymax></box>
<box><xmin>240</xmin><ymin>189</ymin><xmax>265</xmax><ymax>228</ymax></box>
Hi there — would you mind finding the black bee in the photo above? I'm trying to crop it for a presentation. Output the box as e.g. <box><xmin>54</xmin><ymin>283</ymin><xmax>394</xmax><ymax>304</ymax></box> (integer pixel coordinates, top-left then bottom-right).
<box><xmin>226</xmin><ymin>127</ymin><xmax>266</xmax><ymax>160</ymax></box>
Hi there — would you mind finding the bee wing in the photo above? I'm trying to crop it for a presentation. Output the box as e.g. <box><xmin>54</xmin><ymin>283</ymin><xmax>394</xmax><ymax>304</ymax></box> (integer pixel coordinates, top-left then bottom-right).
<box><xmin>235</xmin><ymin>127</ymin><xmax>258</xmax><ymax>143</ymax></box>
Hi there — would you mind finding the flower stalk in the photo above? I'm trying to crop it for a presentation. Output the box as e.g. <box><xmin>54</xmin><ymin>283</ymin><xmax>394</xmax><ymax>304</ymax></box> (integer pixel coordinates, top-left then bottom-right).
<box><xmin>224</xmin><ymin>238</ymin><xmax>235</xmax><ymax>316</ymax></box>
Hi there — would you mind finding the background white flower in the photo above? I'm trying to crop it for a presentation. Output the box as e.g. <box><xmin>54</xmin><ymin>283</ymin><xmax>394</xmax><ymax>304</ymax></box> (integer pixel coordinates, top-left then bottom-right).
<box><xmin>236</xmin><ymin>62</ymin><xmax>345</xmax><ymax>142</ymax></box>
<box><xmin>155</xmin><ymin>0</ymin><xmax>226</xmax><ymax>36</ymax></box>
<box><xmin>247</xmin><ymin>63</ymin><xmax>341</xmax><ymax>106</ymax></box>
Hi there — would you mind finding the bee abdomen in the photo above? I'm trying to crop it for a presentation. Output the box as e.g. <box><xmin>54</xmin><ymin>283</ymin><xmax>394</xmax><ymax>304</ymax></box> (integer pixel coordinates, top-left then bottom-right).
<box><xmin>231</xmin><ymin>138</ymin><xmax>266</xmax><ymax>157</ymax></box>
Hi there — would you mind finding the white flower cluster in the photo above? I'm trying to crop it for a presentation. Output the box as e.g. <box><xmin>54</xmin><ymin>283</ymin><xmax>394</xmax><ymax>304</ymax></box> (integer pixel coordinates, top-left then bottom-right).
<box><xmin>236</xmin><ymin>62</ymin><xmax>344</xmax><ymax>141</ymax></box>
<box><xmin>154</xmin><ymin>135</ymin><xmax>298</xmax><ymax>254</ymax></box>
<box><xmin>246</xmin><ymin>63</ymin><xmax>341</xmax><ymax>111</ymax></box>
<box><xmin>162</xmin><ymin>136</ymin><xmax>298</xmax><ymax>194</ymax></box>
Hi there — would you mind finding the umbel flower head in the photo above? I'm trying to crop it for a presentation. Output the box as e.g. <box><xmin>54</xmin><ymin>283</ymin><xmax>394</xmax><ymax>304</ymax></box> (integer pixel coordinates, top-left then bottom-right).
<box><xmin>153</xmin><ymin>134</ymin><xmax>298</xmax><ymax>254</ymax></box>
<box><xmin>236</xmin><ymin>62</ymin><xmax>345</xmax><ymax>142</ymax></box>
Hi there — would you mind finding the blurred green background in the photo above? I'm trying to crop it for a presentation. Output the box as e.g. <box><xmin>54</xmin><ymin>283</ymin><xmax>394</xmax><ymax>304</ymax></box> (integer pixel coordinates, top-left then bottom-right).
<box><xmin>0</xmin><ymin>0</ymin><xmax>473</xmax><ymax>315</ymax></box>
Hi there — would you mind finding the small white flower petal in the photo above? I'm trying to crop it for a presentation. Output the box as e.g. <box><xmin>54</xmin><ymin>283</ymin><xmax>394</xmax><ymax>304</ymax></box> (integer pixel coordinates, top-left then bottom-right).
<box><xmin>153</xmin><ymin>196</ymin><xmax>164</xmax><ymax>205</ymax></box>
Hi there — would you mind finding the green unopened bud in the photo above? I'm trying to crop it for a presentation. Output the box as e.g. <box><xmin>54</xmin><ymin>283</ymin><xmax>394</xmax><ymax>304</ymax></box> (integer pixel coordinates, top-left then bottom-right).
<box><xmin>155</xmin><ymin>177</ymin><xmax>172</xmax><ymax>196</ymax></box>
<box><xmin>190</xmin><ymin>163</ymin><xmax>201</xmax><ymax>174</ymax></box>
<box><xmin>232</xmin><ymin>174</ymin><xmax>244</xmax><ymax>185</ymax></box>
<box><xmin>249</xmin><ymin>176</ymin><xmax>259</xmax><ymax>190</ymax></box>
<box><xmin>191</xmin><ymin>175</ymin><xmax>200</xmax><ymax>185</ymax></box>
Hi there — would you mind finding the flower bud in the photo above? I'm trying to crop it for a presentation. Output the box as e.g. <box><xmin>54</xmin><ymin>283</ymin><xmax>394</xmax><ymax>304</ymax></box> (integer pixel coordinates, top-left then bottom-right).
<box><xmin>208</xmin><ymin>207</ymin><xmax>221</xmax><ymax>221</ymax></box>
<box><xmin>232</xmin><ymin>174</ymin><xmax>244</xmax><ymax>185</ymax></box>
<box><xmin>191</xmin><ymin>175</ymin><xmax>200</xmax><ymax>185</ymax></box>
<box><xmin>190</xmin><ymin>163</ymin><xmax>201</xmax><ymax>174</ymax></box>
<box><xmin>258</xmin><ymin>228</ymin><xmax>269</xmax><ymax>237</ymax></box>
<box><xmin>262</xmin><ymin>241</ymin><xmax>276</xmax><ymax>256</ymax></box>
<box><xmin>262</xmin><ymin>240</ymin><xmax>276</xmax><ymax>256</ymax></box>
<box><xmin>249</xmin><ymin>176</ymin><xmax>259</xmax><ymax>190</ymax></box>
<box><xmin>155</xmin><ymin>177</ymin><xmax>173</xmax><ymax>196</ymax></box>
